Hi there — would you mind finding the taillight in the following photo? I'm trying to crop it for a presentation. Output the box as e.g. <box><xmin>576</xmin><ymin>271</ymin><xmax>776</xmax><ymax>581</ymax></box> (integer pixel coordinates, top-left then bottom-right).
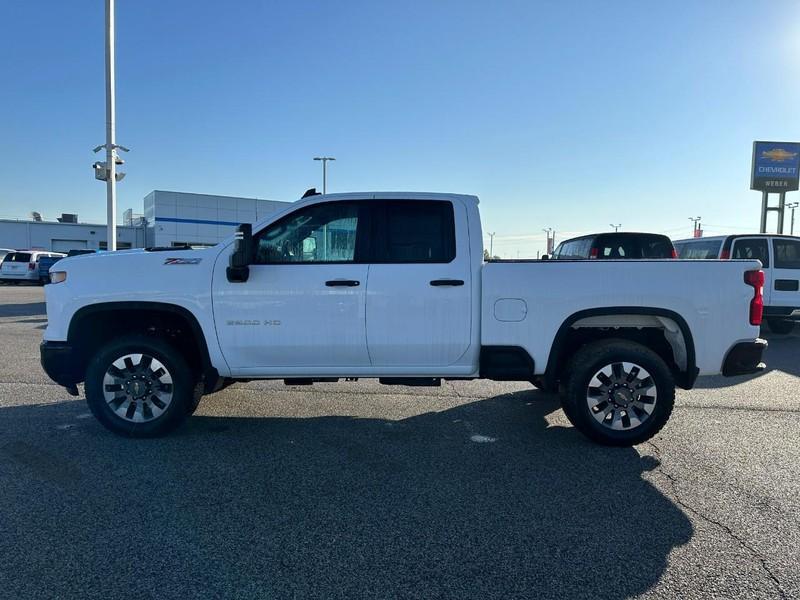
<box><xmin>720</xmin><ymin>249</ymin><xmax>731</xmax><ymax>259</ymax></box>
<box><xmin>670</xmin><ymin>248</ymin><xmax>678</xmax><ymax>259</ymax></box>
<box><xmin>589</xmin><ymin>247</ymin><xmax>599</xmax><ymax>259</ymax></box>
<box><xmin>28</xmin><ymin>262</ymin><xmax>35</xmax><ymax>271</ymax></box>
<box><xmin>744</xmin><ymin>270</ymin><xmax>764</xmax><ymax>326</ymax></box>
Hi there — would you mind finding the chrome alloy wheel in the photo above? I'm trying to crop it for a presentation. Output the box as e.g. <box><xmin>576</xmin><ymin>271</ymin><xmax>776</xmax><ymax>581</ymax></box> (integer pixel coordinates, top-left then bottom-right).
<box><xmin>102</xmin><ymin>353</ymin><xmax>174</xmax><ymax>423</ymax></box>
<box><xmin>586</xmin><ymin>361</ymin><xmax>657</xmax><ymax>431</ymax></box>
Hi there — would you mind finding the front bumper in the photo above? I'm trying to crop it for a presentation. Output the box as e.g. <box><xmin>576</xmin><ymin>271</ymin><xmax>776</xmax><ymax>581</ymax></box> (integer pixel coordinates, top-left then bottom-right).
<box><xmin>40</xmin><ymin>341</ymin><xmax>84</xmax><ymax>387</ymax></box>
<box><xmin>722</xmin><ymin>338</ymin><xmax>767</xmax><ymax>377</ymax></box>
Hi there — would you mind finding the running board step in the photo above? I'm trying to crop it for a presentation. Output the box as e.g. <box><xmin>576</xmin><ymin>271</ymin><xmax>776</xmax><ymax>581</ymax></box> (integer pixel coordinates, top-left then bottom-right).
<box><xmin>283</xmin><ymin>378</ymin><xmax>339</xmax><ymax>385</ymax></box>
<box><xmin>379</xmin><ymin>377</ymin><xmax>441</xmax><ymax>387</ymax></box>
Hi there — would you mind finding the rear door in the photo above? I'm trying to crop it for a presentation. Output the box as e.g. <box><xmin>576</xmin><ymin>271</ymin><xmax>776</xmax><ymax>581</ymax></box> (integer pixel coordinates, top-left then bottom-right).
<box><xmin>771</xmin><ymin>238</ymin><xmax>800</xmax><ymax>309</ymax></box>
<box><xmin>732</xmin><ymin>237</ymin><xmax>772</xmax><ymax>305</ymax></box>
<box><xmin>365</xmin><ymin>199</ymin><xmax>471</xmax><ymax>367</ymax></box>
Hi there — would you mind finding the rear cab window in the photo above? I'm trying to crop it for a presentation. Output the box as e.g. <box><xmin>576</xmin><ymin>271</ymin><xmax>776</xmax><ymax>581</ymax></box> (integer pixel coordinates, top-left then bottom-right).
<box><xmin>594</xmin><ymin>234</ymin><xmax>674</xmax><ymax>258</ymax></box>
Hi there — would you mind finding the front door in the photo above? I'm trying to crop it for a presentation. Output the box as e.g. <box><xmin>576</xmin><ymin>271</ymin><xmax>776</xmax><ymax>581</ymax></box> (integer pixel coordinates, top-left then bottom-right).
<box><xmin>365</xmin><ymin>199</ymin><xmax>472</xmax><ymax>367</ymax></box>
<box><xmin>732</xmin><ymin>237</ymin><xmax>772</xmax><ymax>305</ymax></box>
<box><xmin>213</xmin><ymin>200</ymin><xmax>371</xmax><ymax>372</ymax></box>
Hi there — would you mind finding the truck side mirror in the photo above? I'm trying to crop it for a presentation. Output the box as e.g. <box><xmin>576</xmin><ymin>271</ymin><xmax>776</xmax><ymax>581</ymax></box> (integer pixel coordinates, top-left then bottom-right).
<box><xmin>541</xmin><ymin>254</ymin><xmax>550</xmax><ymax>261</ymax></box>
<box><xmin>227</xmin><ymin>223</ymin><xmax>253</xmax><ymax>283</ymax></box>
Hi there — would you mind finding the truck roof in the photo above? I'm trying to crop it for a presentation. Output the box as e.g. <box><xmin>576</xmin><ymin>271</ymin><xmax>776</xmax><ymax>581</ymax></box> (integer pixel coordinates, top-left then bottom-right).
<box><xmin>674</xmin><ymin>234</ymin><xmax>800</xmax><ymax>243</ymax></box>
<box><xmin>298</xmin><ymin>192</ymin><xmax>480</xmax><ymax>205</ymax></box>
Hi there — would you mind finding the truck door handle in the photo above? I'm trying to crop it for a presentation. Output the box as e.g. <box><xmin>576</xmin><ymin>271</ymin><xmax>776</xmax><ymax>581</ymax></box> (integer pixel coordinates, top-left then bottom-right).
<box><xmin>430</xmin><ymin>279</ymin><xmax>464</xmax><ymax>287</ymax></box>
<box><xmin>325</xmin><ymin>279</ymin><xmax>360</xmax><ymax>287</ymax></box>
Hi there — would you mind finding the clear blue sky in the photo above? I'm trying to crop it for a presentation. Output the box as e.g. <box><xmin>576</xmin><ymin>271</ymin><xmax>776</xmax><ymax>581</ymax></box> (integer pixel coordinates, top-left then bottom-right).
<box><xmin>2</xmin><ymin>0</ymin><xmax>800</xmax><ymax>256</ymax></box>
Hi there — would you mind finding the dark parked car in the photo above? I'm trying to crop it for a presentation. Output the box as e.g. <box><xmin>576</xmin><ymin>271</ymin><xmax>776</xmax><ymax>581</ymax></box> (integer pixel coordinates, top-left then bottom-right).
<box><xmin>38</xmin><ymin>249</ymin><xmax>98</xmax><ymax>284</ymax></box>
<box><xmin>551</xmin><ymin>232</ymin><xmax>677</xmax><ymax>260</ymax></box>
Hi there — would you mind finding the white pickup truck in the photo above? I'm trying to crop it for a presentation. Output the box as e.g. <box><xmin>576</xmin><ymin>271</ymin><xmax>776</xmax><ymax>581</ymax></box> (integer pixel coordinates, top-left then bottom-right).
<box><xmin>41</xmin><ymin>192</ymin><xmax>767</xmax><ymax>446</ymax></box>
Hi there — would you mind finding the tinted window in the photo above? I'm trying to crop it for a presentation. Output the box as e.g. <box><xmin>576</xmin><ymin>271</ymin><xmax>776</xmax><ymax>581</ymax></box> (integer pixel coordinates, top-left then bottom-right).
<box><xmin>254</xmin><ymin>201</ymin><xmax>361</xmax><ymax>264</ymax></box>
<box><xmin>555</xmin><ymin>238</ymin><xmax>590</xmax><ymax>259</ymax></box>
<box><xmin>595</xmin><ymin>234</ymin><xmax>674</xmax><ymax>259</ymax></box>
<box><xmin>773</xmin><ymin>239</ymin><xmax>800</xmax><ymax>269</ymax></box>
<box><xmin>5</xmin><ymin>253</ymin><xmax>31</xmax><ymax>262</ymax></box>
<box><xmin>677</xmin><ymin>240</ymin><xmax>722</xmax><ymax>259</ymax></box>
<box><xmin>377</xmin><ymin>200</ymin><xmax>455</xmax><ymax>263</ymax></box>
<box><xmin>733</xmin><ymin>238</ymin><xmax>770</xmax><ymax>268</ymax></box>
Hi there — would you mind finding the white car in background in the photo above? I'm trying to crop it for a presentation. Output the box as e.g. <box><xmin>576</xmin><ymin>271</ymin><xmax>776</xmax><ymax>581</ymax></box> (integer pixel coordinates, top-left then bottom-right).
<box><xmin>674</xmin><ymin>234</ymin><xmax>800</xmax><ymax>334</ymax></box>
<box><xmin>0</xmin><ymin>250</ymin><xmax>66</xmax><ymax>284</ymax></box>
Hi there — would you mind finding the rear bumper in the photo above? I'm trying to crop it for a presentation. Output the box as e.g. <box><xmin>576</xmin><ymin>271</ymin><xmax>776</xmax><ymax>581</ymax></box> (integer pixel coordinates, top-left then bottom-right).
<box><xmin>722</xmin><ymin>339</ymin><xmax>767</xmax><ymax>377</ymax></box>
<box><xmin>40</xmin><ymin>341</ymin><xmax>83</xmax><ymax>386</ymax></box>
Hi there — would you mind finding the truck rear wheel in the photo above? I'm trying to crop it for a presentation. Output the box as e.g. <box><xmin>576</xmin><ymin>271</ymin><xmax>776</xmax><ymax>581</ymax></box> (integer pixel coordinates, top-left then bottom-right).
<box><xmin>561</xmin><ymin>340</ymin><xmax>675</xmax><ymax>446</ymax></box>
<box><xmin>85</xmin><ymin>334</ymin><xmax>201</xmax><ymax>437</ymax></box>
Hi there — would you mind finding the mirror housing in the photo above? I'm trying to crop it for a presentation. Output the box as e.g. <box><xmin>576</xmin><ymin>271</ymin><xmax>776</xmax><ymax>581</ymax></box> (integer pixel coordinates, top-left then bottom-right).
<box><xmin>541</xmin><ymin>254</ymin><xmax>550</xmax><ymax>261</ymax></box>
<box><xmin>227</xmin><ymin>223</ymin><xmax>253</xmax><ymax>283</ymax></box>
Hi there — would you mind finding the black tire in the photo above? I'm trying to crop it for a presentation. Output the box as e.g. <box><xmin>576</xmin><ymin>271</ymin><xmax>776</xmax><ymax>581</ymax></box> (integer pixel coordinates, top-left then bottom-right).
<box><xmin>561</xmin><ymin>339</ymin><xmax>675</xmax><ymax>446</ymax></box>
<box><xmin>85</xmin><ymin>334</ymin><xmax>201</xmax><ymax>437</ymax></box>
<box><xmin>766</xmin><ymin>318</ymin><xmax>794</xmax><ymax>335</ymax></box>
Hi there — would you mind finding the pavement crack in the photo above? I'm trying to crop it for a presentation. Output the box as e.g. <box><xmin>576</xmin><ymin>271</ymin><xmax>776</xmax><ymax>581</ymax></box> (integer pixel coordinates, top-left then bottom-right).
<box><xmin>645</xmin><ymin>440</ymin><xmax>788</xmax><ymax>599</ymax></box>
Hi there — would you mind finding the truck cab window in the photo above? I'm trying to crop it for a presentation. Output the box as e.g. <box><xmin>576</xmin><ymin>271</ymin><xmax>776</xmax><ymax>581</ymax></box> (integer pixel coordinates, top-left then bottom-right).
<box><xmin>254</xmin><ymin>202</ymin><xmax>360</xmax><ymax>264</ymax></box>
<box><xmin>377</xmin><ymin>201</ymin><xmax>455</xmax><ymax>263</ymax></box>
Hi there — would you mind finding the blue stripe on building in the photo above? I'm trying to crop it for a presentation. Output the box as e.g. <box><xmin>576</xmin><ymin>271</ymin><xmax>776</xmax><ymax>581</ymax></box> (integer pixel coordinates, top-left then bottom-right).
<box><xmin>154</xmin><ymin>216</ymin><xmax>241</xmax><ymax>226</ymax></box>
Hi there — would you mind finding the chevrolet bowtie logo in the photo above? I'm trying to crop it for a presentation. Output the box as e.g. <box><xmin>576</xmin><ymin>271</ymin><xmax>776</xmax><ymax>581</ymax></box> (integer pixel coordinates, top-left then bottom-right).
<box><xmin>761</xmin><ymin>148</ymin><xmax>798</xmax><ymax>162</ymax></box>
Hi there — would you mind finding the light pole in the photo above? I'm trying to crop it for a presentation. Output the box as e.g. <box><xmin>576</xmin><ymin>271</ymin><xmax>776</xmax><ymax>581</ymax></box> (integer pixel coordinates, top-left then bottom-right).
<box><xmin>788</xmin><ymin>202</ymin><xmax>799</xmax><ymax>236</ymax></box>
<box><xmin>91</xmin><ymin>0</ymin><xmax>128</xmax><ymax>251</ymax></box>
<box><xmin>610</xmin><ymin>223</ymin><xmax>621</xmax><ymax>232</ymax></box>
<box><xmin>542</xmin><ymin>227</ymin><xmax>553</xmax><ymax>255</ymax></box>
<box><xmin>313</xmin><ymin>157</ymin><xmax>335</xmax><ymax>194</ymax></box>
<box><xmin>487</xmin><ymin>232</ymin><xmax>496</xmax><ymax>258</ymax></box>
<box><xmin>689</xmin><ymin>216</ymin><xmax>701</xmax><ymax>237</ymax></box>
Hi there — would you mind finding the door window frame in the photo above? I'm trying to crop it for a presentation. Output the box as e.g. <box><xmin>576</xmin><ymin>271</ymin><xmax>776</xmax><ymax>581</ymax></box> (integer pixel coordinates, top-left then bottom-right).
<box><xmin>369</xmin><ymin>199</ymin><xmax>457</xmax><ymax>264</ymax></box>
<box><xmin>251</xmin><ymin>200</ymin><xmax>372</xmax><ymax>265</ymax></box>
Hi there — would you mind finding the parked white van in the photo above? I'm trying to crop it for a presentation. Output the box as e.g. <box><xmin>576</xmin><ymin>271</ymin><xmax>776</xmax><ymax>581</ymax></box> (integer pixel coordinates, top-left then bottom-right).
<box><xmin>674</xmin><ymin>235</ymin><xmax>800</xmax><ymax>334</ymax></box>
<box><xmin>0</xmin><ymin>250</ymin><xmax>66</xmax><ymax>284</ymax></box>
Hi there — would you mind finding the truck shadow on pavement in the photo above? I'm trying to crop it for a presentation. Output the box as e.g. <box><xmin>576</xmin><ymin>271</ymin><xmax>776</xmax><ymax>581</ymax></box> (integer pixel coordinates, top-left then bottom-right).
<box><xmin>0</xmin><ymin>301</ymin><xmax>46</xmax><ymax>318</ymax></box>
<box><xmin>693</xmin><ymin>330</ymin><xmax>800</xmax><ymax>389</ymax></box>
<box><xmin>0</xmin><ymin>390</ymin><xmax>692</xmax><ymax>599</ymax></box>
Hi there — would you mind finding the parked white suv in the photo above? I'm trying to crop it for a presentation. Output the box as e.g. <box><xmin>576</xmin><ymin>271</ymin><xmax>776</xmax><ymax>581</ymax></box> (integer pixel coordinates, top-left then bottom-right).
<box><xmin>674</xmin><ymin>235</ymin><xmax>800</xmax><ymax>334</ymax></box>
<box><xmin>0</xmin><ymin>250</ymin><xmax>66</xmax><ymax>284</ymax></box>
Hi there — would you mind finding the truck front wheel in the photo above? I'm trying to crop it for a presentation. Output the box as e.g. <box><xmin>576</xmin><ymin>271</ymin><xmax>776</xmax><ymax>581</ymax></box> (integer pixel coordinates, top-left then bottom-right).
<box><xmin>561</xmin><ymin>340</ymin><xmax>675</xmax><ymax>446</ymax></box>
<box><xmin>85</xmin><ymin>334</ymin><xmax>201</xmax><ymax>437</ymax></box>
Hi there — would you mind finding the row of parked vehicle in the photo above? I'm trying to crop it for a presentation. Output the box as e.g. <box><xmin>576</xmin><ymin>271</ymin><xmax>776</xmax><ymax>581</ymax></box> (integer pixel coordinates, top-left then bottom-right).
<box><xmin>547</xmin><ymin>232</ymin><xmax>800</xmax><ymax>334</ymax></box>
<box><xmin>0</xmin><ymin>248</ymin><xmax>97</xmax><ymax>285</ymax></box>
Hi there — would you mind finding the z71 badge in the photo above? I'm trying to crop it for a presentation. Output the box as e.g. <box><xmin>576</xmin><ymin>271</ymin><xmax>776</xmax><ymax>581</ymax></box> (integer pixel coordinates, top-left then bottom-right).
<box><xmin>164</xmin><ymin>257</ymin><xmax>202</xmax><ymax>265</ymax></box>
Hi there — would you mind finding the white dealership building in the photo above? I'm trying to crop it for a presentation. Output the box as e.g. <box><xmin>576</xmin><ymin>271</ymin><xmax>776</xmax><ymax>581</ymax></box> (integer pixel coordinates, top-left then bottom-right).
<box><xmin>0</xmin><ymin>191</ymin><xmax>290</xmax><ymax>252</ymax></box>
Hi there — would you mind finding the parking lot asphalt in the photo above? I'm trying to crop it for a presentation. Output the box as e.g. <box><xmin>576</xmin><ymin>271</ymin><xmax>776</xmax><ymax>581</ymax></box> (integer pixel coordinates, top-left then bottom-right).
<box><xmin>0</xmin><ymin>285</ymin><xmax>798</xmax><ymax>599</ymax></box>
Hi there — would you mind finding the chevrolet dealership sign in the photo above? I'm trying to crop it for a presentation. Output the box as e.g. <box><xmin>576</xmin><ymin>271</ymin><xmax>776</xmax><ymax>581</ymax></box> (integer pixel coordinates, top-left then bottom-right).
<box><xmin>751</xmin><ymin>141</ymin><xmax>800</xmax><ymax>192</ymax></box>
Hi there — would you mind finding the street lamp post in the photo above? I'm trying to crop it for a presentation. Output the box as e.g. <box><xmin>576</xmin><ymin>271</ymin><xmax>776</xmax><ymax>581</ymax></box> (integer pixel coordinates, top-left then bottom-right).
<box><xmin>689</xmin><ymin>216</ymin><xmax>701</xmax><ymax>237</ymax></box>
<box><xmin>788</xmin><ymin>202</ymin><xmax>799</xmax><ymax>236</ymax></box>
<box><xmin>610</xmin><ymin>223</ymin><xmax>621</xmax><ymax>232</ymax></box>
<box><xmin>487</xmin><ymin>232</ymin><xmax>496</xmax><ymax>258</ymax></box>
<box><xmin>313</xmin><ymin>157</ymin><xmax>336</xmax><ymax>194</ymax></box>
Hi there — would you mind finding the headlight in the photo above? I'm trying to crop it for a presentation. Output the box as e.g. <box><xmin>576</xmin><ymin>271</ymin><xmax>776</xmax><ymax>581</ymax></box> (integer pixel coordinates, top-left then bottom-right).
<box><xmin>50</xmin><ymin>271</ymin><xmax>67</xmax><ymax>284</ymax></box>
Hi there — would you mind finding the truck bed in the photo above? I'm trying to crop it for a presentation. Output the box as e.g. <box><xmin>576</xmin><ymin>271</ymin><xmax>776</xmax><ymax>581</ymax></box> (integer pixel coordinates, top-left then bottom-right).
<box><xmin>481</xmin><ymin>259</ymin><xmax>761</xmax><ymax>376</ymax></box>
